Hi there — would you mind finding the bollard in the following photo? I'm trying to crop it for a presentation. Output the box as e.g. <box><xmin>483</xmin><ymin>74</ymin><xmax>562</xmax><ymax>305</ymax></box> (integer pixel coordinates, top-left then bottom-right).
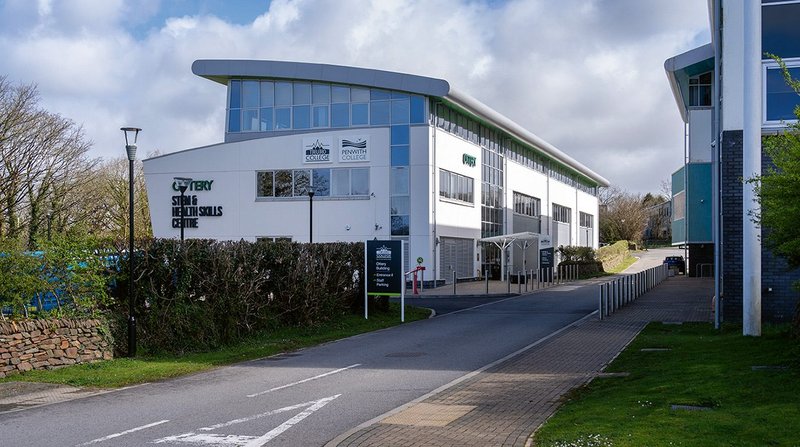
<box><xmin>599</xmin><ymin>284</ymin><xmax>604</xmax><ymax>320</ymax></box>
<box><xmin>518</xmin><ymin>271</ymin><xmax>522</xmax><ymax>294</ymax></box>
<box><xmin>507</xmin><ymin>270</ymin><xmax>511</xmax><ymax>294</ymax></box>
<box><xmin>453</xmin><ymin>271</ymin><xmax>457</xmax><ymax>295</ymax></box>
<box><xmin>525</xmin><ymin>270</ymin><xmax>529</xmax><ymax>292</ymax></box>
<box><xmin>485</xmin><ymin>272</ymin><xmax>489</xmax><ymax>295</ymax></box>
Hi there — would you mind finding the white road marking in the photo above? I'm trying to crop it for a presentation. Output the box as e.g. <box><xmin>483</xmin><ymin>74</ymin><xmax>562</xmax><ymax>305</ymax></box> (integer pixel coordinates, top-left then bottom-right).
<box><xmin>76</xmin><ymin>419</ymin><xmax>169</xmax><ymax>446</ymax></box>
<box><xmin>243</xmin><ymin>395</ymin><xmax>340</xmax><ymax>447</ymax></box>
<box><xmin>152</xmin><ymin>394</ymin><xmax>341</xmax><ymax>446</ymax></box>
<box><xmin>246</xmin><ymin>364</ymin><xmax>360</xmax><ymax>397</ymax></box>
<box><xmin>199</xmin><ymin>398</ymin><xmax>332</xmax><ymax>431</ymax></box>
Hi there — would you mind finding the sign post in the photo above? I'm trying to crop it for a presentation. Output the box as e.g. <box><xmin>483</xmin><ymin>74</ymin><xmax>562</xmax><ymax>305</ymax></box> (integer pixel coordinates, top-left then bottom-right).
<box><xmin>539</xmin><ymin>236</ymin><xmax>554</xmax><ymax>283</ymax></box>
<box><xmin>365</xmin><ymin>240</ymin><xmax>404</xmax><ymax>321</ymax></box>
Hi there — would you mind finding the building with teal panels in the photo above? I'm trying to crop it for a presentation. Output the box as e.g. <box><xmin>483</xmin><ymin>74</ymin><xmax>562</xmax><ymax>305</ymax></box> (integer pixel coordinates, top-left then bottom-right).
<box><xmin>664</xmin><ymin>1</ymin><xmax>800</xmax><ymax>324</ymax></box>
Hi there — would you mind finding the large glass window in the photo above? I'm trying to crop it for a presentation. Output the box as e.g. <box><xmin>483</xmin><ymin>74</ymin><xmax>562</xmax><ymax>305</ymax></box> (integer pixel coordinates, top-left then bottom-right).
<box><xmin>513</xmin><ymin>192</ymin><xmax>540</xmax><ymax>217</ymax></box>
<box><xmin>242</xmin><ymin>109</ymin><xmax>258</xmax><ymax>132</ymax></box>
<box><xmin>257</xmin><ymin>168</ymin><xmax>368</xmax><ymax>198</ymax></box>
<box><xmin>765</xmin><ymin>64</ymin><xmax>800</xmax><ymax>122</ymax></box>
<box><xmin>312</xmin><ymin>83</ymin><xmax>330</xmax><ymax>104</ymax></box>
<box><xmin>352</xmin><ymin>103</ymin><xmax>369</xmax><ymax>125</ymax></box>
<box><xmin>579</xmin><ymin>212</ymin><xmax>594</xmax><ymax>228</ymax></box>
<box><xmin>763</xmin><ymin>2</ymin><xmax>800</xmax><ymax>59</ymax></box>
<box><xmin>439</xmin><ymin>169</ymin><xmax>474</xmax><ymax>204</ymax></box>
<box><xmin>312</xmin><ymin>105</ymin><xmax>329</xmax><ymax>128</ymax></box>
<box><xmin>332</xmin><ymin>85</ymin><xmax>350</xmax><ymax>103</ymax></box>
<box><xmin>293</xmin><ymin>105</ymin><xmax>310</xmax><ymax>129</ymax></box>
<box><xmin>260</xmin><ymin>82</ymin><xmax>274</xmax><ymax>106</ymax></box>
<box><xmin>553</xmin><ymin>204</ymin><xmax>572</xmax><ymax>223</ymax></box>
<box><xmin>331</xmin><ymin>103</ymin><xmax>349</xmax><ymax>127</ymax></box>
<box><xmin>688</xmin><ymin>72</ymin><xmax>712</xmax><ymax>107</ymax></box>
<box><xmin>293</xmin><ymin>83</ymin><xmax>311</xmax><ymax>105</ymax></box>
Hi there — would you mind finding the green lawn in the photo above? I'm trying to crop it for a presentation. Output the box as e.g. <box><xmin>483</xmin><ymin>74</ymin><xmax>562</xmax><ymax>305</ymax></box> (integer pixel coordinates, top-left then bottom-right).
<box><xmin>534</xmin><ymin>322</ymin><xmax>800</xmax><ymax>447</ymax></box>
<box><xmin>0</xmin><ymin>304</ymin><xmax>429</xmax><ymax>388</ymax></box>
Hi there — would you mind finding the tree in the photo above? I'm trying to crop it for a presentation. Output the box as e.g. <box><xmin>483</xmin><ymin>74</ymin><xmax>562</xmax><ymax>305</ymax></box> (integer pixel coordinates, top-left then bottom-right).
<box><xmin>599</xmin><ymin>187</ymin><xmax>649</xmax><ymax>243</ymax></box>
<box><xmin>749</xmin><ymin>55</ymin><xmax>800</xmax><ymax>333</ymax></box>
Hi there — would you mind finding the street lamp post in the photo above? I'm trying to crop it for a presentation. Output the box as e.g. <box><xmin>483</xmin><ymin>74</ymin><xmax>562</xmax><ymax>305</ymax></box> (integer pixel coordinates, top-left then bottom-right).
<box><xmin>173</xmin><ymin>177</ymin><xmax>193</xmax><ymax>242</ymax></box>
<box><xmin>307</xmin><ymin>187</ymin><xmax>316</xmax><ymax>243</ymax></box>
<box><xmin>121</xmin><ymin>126</ymin><xmax>141</xmax><ymax>357</ymax></box>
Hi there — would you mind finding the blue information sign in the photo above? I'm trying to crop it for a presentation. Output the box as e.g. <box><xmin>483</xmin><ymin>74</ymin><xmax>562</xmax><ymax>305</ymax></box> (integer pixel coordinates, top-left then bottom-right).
<box><xmin>366</xmin><ymin>240</ymin><xmax>403</xmax><ymax>297</ymax></box>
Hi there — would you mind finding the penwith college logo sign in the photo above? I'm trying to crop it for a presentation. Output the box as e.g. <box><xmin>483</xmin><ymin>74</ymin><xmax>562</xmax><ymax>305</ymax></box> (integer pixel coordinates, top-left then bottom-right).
<box><xmin>339</xmin><ymin>136</ymin><xmax>370</xmax><ymax>162</ymax></box>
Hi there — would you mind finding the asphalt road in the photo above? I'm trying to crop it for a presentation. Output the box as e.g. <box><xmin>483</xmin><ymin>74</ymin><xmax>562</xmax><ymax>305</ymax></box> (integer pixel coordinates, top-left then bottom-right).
<box><xmin>1</xmin><ymin>274</ymin><xmax>607</xmax><ymax>446</ymax></box>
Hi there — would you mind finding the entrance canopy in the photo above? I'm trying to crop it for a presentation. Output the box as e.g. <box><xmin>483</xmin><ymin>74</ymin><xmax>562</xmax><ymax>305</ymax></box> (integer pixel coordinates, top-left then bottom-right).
<box><xmin>479</xmin><ymin>232</ymin><xmax>540</xmax><ymax>279</ymax></box>
<box><xmin>479</xmin><ymin>231</ymin><xmax>539</xmax><ymax>249</ymax></box>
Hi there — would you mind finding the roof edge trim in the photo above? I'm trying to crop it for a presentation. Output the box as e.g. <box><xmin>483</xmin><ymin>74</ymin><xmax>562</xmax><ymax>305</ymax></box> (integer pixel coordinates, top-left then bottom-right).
<box><xmin>191</xmin><ymin>59</ymin><xmax>451</xmax><ymax>97</ymax></box>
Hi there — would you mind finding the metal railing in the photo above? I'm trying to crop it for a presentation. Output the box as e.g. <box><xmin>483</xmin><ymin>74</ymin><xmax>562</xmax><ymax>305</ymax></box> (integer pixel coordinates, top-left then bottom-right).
<box><xmin>598</xmin><ymin>264</ymin><xmax>669</xmax><ymax>320</ymax></box>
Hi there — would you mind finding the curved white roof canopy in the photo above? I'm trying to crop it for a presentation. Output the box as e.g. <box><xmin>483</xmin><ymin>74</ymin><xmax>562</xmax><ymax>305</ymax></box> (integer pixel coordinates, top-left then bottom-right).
<box><xmin>192</xmin><ymin>59</ymin><xmax>609</xmax><ymax>187</ymax></box>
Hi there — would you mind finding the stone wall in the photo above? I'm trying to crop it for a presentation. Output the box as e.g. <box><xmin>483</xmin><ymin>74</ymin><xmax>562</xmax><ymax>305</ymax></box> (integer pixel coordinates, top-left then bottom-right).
<box><xmin>0</xmin><ymin>319</ymin><xmax>112</xmax><ymax>378</ymax></box>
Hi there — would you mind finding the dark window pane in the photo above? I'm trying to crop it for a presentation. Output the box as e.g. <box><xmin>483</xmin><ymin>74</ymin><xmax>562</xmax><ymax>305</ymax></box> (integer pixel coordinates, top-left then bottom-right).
<box><xmin>275</xmin><ymin>82</ymin><xmax>292</xmax><ymax>106</ymax></box>
<box><xmin>391</xmin><ymin>125</ymin><xmax>409</xmax><ymax>145</ymax></box>
<box><xmin>352</xmin><ymin>103</ymin><xmax>368</xmax><ymax>125</ymax></box>
<box><xmin>763</xmin><ymin>3</ymin><xmax>800</xmax><ymax>58</ymax></box>
<box><xmin>370</xmin><ymin>101</ymin><xmax>390</xmax><ymax>125</ymax></box>
<box><xmin>351</xmin><ymin>168</ymin><xmax>369</xmax><ymax>195</ymax></box>
<box><xmin>312</xmin><ymin>83</ymin><xmax>330</xmax><ymax>104</ymax></box>
<box><xmin>275</xmin><ymin>170</ymin><xmax>292</xmax><ymax>197</ymax></box>
<box><xmin>391</xmin><ymin>215</ymin><xmax>409</xmax><ymax>235</ymax></box>
<box><xmin>766</xmin><ymin>66</ymin><xmax>800</xmax><ymax>121</ymax></box>
<box><xmin>293</xmin><ymin>105</ymin><xmax>311</xmax><ymax>129</ymax></box>
<box><xmin>332</xmin><ymin>85</ymin><xmax>350</xmax><ymax>103</ymax></box>
<box><xmin>242</xmin><ymin>109</ymin><xmax>258</xmax><ymax>131</ymax></box>
<box><xmin>410</xmin><ymin>95</ymin><xmax>425</xmax><ymax>123</ymax></box>
<box><xmin>275</xmin><ymin>108</ymin><xmax>291</xmax><ymax>129</ymax></box>
<box><xmin>371</xmin><ymin>89</ymin><xmax>391</xmax><ymax>100</ymax></box>
<box><xmin>331</xmin><ymin>169</ymin><xmax>350</xmax><ymax>196</ymax></box>
<box><xmin>257</xmin><ymin>171</ymin><xmax>274</xmax><ymax>197</ymax></box>
<box><xmin>228</xmin><ymin>109</ymin><xmax>240</xmax><ymax>132</ymax></box>
<box><xmin>391</xmin><ymin>145</ymin><xmax>409</xmax><ymax>166</ymax></box>
<box><xmin>243</xmin><ymin>81</ymin><xmax>259</xmax><ymax>108</ymax></box>
<box><xmin>229</xmin><ymin>80</ymin><xmax>241</xmax><ymax>109</ymax></box>
<box><xmin>312</xmin><ymin>169</ymin><xmax>330</xmax><ymax>196</ymax></box>
<box><xmin>293</xmin><ymin>83</ymin><xmax>311</xmax><ymax>105</ymax></box>
<box><xmin>260</xmin><ymin>81</ymin><xmax>274</xmax><ymax>107</ymax></box>
<box><xmin>260</xmin><ymin>107</ymin><xmax>273</xmax><ymax>131</ymax></box>
<box><xmin>293</xmin><ymin>170</ymin><xmax>311</xmax><ymax>196</ymax></box>
<box><xmin>391</xmin><ymin>99</ymin><xmax>410</xmax><ymax>124</ymax></box>
<box><xmin>331</xmin><ymin>103</ymin><xmax>349</xmax><ymax>127</ymax></box>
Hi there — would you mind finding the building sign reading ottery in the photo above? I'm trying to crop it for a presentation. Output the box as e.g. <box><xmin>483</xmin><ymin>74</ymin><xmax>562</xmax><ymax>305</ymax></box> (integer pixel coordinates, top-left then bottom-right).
<box><xmin>366</xmin><ymin>240</ymin><xmax>403</xmax><ymax>297</ymax></box>
<box><xmin>170</xmin><ymin>179</ymin><xmax>223</xmax><ymax>229</ymax></box>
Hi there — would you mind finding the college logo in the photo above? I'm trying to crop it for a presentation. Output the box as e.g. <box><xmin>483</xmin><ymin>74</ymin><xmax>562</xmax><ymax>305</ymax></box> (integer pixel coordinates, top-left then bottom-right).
<box><xmin>303</xmin><ymin>137</ymin><xmax>332</xmax><ymax>163</ymax></box>
<box><xmin>376</xmin><ymin>245</ymin><xmax>392</xmax><ymax>260</ymax></box>
<box><xmin>339</xmin><ymin>136</ymin><xmax>369</xmax><ymax>162</ymax></box>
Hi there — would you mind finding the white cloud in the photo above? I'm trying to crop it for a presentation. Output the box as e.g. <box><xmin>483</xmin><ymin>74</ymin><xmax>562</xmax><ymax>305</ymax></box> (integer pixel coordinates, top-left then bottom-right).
<box><xmin>0</xmin><ymin>0</ymin><xmax>709</xmax><ymax>193</ymax></box>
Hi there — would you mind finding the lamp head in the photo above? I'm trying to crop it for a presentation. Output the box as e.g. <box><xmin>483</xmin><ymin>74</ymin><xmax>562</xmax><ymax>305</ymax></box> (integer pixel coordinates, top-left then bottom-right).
<box><xmin>121</xmin><ymin>127</ymin><xmax>142</xmax><ymax>161</ymax></box>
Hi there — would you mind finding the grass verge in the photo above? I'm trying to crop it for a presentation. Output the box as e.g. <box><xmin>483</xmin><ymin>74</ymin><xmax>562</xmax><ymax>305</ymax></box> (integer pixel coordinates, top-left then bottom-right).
<box><xmin>605</xmin><ymin>254</ymin><xmax>637</xmax><ymax>274</ymax></box>
<box><xmin>0</xmin><ymin>304</ymin><xmax>429</xmax><ymax>388</ymax></box>
<box><xmin>533</xmin><ymin>322</ymin><xmax>800</xmax><ymax>447</ymax></box>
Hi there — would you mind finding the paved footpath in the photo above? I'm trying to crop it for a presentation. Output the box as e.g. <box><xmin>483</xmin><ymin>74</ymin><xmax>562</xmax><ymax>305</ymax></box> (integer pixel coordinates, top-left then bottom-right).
<box><xmin>329</xmin><ymin>275</ymin><xmax>713</xmax><ymax>447</ymax></box>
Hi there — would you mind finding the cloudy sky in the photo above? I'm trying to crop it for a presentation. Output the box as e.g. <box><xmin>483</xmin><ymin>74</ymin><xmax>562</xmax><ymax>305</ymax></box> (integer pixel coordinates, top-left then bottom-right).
<box><xmin>0</xmin><ymin>0</ymin><xmax>710</xmax><ymax>194</ymax></box>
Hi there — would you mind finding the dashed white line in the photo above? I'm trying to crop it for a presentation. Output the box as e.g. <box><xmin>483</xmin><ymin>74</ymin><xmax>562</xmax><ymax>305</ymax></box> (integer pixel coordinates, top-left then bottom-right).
<box><xmin>246</xmin><ymin>364</ymin><xmax>360</xmax><ymax>397</ymax></box>
<box><xmin>243</xmin><ymin>394</ymin><xmax>340</xmax><ymax>447</ymax></box>
<box><xmin>77</xmin><ymin>419</ymin><xmax>169</xmax><ymax>446</ymax></box>
<box><xmin>199</xmin><ymin>399</ymin><xmax>331</xmax><ymax>431</ymax></box>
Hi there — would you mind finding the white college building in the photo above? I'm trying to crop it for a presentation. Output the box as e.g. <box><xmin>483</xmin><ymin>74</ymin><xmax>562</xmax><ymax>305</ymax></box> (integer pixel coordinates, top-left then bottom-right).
<box><xmin>143</xmin><ymin>60</ymin><xmax>608</xmax><ymax>283</ymax></box>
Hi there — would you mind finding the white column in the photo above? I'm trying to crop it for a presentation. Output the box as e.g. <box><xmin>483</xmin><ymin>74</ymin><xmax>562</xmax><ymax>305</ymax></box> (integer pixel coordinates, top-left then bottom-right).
<box><xmin>742</xmin><ymin>0</ymin><xmax>761</xmax><ymax>336</ymax></box>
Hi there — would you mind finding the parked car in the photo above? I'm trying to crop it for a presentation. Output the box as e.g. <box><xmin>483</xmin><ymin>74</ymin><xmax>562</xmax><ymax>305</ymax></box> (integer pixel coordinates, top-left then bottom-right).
<box><xmin>663</xmin><ymin>255</ymin><xmax>686</xmax><ymax>274</ymax></box>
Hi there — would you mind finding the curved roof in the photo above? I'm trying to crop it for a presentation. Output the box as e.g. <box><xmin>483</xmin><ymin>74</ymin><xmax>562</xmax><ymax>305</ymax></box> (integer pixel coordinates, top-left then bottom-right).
<box><xmin>664</xmin><ymin>44</ymin><xmax>714</xmax><ymax>122</ymax></box>
<box><xmin>193</xmin><ymin>59</ymin><xmax>609</xmax><ymax>187</ymax></box>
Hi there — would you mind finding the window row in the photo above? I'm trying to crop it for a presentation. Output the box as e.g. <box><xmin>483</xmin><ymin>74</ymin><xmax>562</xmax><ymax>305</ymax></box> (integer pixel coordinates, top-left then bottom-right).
<box><xmin>553</xmin><ymin>204</ymin><xmax>572</xmax><ymax>224</ymax></box>
<box><xmin>433</xmin><ymin>100</ymin><xmax>598</xmax><ymax>196</ymax></box>
<box><xmin>579</xmin><ymin>211</ymin><xmax>594</xmax><ymax>228</ymax></box>
<box><xmin>229</xmin><ymin>80</ymin><xmax>425</xmax><ymax>133</ymax></box>
<box><xmin>513</xmin><ymin>192</ymin><xmax>541</xmax><ymax>217</ymax></box>
<box><xmin>256</xmin><ymin>168</ymin><xmax>369</xmax><ymax>198</ymax></box>
<box><xmin>439</xmin><ymin>169</ymin><xmax>475</xmax><ymax>204</ymax></box>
